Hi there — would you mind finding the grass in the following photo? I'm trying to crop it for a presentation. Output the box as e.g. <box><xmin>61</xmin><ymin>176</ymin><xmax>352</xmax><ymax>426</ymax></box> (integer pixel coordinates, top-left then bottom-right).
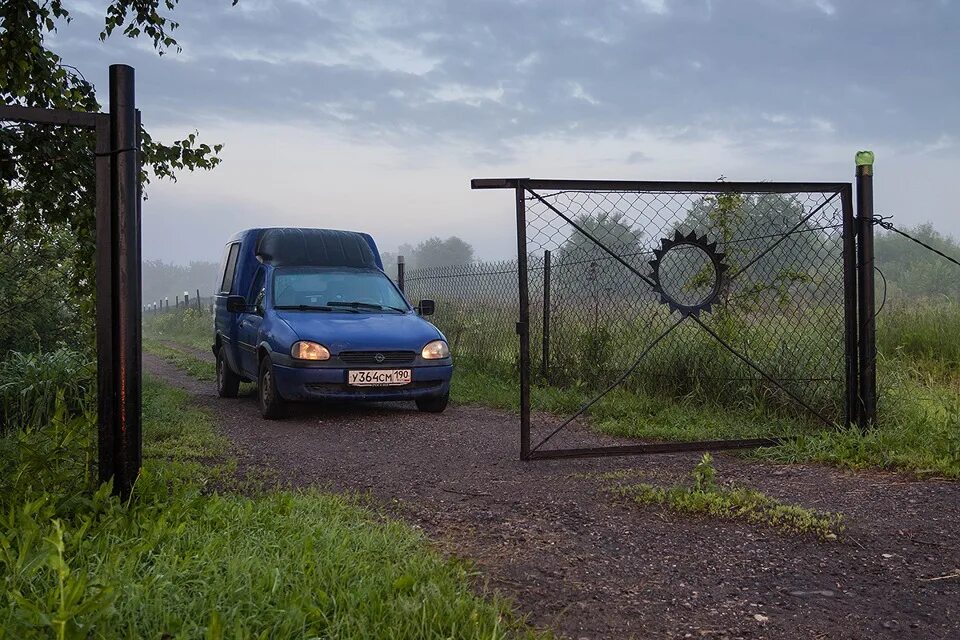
<box><xmin>0</xmin><ymin>349</ymin><xmax>94</xmax><ymax>434</ymax></box>
<box><xmin>604</xmin><ymin>454</ymin><xmax>844</xmax><ymax>541</ymax></box>
<box><xmin>143</xmin><ymin>339</ymin><xmax>216</xmax><ymax>380</ymax></box>
<box><xmin>0</xmin><ymin>372</ymin><xmax>544</xmax><ymax>639</ymax></box>
<box><xmin>143</xmin><ymin>302</ymin><xmax>960</xmax><ymax>479</ymax></box>
<box><xmin>142</xmin><ymin>308</ymin><xmax>211</xmax><ymax>351</ymax></box>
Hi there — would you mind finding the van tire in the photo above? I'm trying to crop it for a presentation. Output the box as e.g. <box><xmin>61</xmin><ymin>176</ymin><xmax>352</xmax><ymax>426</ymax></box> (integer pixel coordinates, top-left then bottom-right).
<box><xmin>258</xmin><ymin>356</ymin><xmax>286</xmax><ymax>419</ymax></box>
<box><xmin>415</xmin><ymin>392</ymin><xmax>449</xmax><ymax>413</ymax></box>
<box><xmin>216</xmin><ymin>346</ymin><xmax>241</xmax><ymax>398</ymax></box>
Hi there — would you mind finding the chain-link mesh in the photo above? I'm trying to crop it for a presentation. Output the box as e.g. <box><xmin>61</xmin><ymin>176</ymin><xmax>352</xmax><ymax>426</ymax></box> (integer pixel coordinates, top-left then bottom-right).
<box><xmin>408</xmin><ymin>184</ymin><xmax>851</xmax><ymax>445</ymax></box>
<box><xmin>404</xmin><ymin>260</ymin><xmax>520</xmax><ymax>371</ymax></box>
<box><xmin>523</xmin><ymin>187</ymin><xmax>848</xmax><ymax>425</ymax></box>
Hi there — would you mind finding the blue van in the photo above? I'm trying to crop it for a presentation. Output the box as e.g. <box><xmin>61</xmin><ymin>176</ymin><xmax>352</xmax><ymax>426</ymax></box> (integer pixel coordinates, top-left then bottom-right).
<box><xmin>212</xmin><ymin>228</ymin><xmax>453</xmax><ymax>418</ymax></box>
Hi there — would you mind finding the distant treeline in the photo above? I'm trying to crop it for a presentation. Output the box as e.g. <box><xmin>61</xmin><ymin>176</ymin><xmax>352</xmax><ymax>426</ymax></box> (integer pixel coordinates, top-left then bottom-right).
<box><xmin>875</xmin><ymin>223</ymin><xmax>960</xmax><ymax>301</ymax></box>
<box><xmin>142</xmin><ymin>260</ymin><xmax>221</xmax><ymax>305</ymax></box>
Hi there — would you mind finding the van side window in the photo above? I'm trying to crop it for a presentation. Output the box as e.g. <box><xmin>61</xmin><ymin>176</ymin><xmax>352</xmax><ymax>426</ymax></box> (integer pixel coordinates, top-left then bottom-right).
<box><xmin>250</xmin><ymin>268</ymin><xmax>266</xmax><ymax>315</ymax></box>
<box><xmin>219</xmin><ymin>243</ymin><xmax>241</xmax><ymax>294</ymax></box>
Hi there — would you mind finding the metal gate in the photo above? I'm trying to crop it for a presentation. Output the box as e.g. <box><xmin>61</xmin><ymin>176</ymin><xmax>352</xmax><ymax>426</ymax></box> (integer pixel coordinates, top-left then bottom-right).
<box><xmin>472</xmin><ymin>178</ymin><xmax>861</xmax><ymax>460</ymax></box>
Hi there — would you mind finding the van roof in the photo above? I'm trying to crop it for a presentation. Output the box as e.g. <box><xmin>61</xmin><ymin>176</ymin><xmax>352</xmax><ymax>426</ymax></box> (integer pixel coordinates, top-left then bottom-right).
<box><xmin>229</xmin><ymin>228</ymin><xmax>382</xmax><ymax>269</ymax></box>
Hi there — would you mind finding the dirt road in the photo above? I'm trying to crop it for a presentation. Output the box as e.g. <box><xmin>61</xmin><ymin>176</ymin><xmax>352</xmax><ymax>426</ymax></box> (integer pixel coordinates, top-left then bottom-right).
<box><xmin>147</xmin><ymin>350</ymin><xmax>959</xmax><ymax>639</ymax></box>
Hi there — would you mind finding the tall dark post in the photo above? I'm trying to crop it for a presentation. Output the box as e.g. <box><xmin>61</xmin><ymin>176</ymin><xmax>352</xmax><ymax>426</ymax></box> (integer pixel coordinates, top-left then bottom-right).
<box><xmin>109</xmin><ymin>64</ymin><xmax>141</xmax><ymax>499</ymax></box>
<box><xmin>95</xmin><ymin>114</ymin><xmax>114</xmax><ymax>487</ymax></box>
<box><xmin>856</xmin><ymin>150</ymin><xmax>877</xmax><ymax>429</ymax></box>
<box><xmin>840</xmin><ymin>184</ymin><xmax>859</xmax><ymax>428</ymax></box>
<box><xmin>515</xmin><ymin>182</ymin><xmax>531</xmax><ymax>460</ymax></box>
<box><xmin>397</xmin><ymin>255</ymin><xmax>405</xmax><ymax>293</ymax></box>
<box><xmin>541</xmin><ymin>249</ymin><xmax>551</xmax><ymax>380</ymax></box>
<box><xmin>183</xmin><ymin>291</ymin><xmax>190</xmax><ymax>308</ymax></box>
<box><xmin>196</xmin><ymin>289</ymin><xmax>201</xmax><ymax>311</ymax></box>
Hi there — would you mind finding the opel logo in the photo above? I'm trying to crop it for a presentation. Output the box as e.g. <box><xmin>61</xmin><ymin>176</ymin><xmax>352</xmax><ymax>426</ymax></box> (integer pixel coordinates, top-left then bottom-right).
<box><xmin>374</xmin><ymin>353</ymin><xmax>385</xmax><ymax>363</ymax></box>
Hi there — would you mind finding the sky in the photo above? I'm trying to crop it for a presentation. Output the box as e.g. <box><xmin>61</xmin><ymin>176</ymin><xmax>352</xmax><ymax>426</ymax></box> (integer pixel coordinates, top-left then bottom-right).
<box><xmin>55</xmin><ymin>0</ymin><xmax>960</xmax><ymax>263</ymax></box>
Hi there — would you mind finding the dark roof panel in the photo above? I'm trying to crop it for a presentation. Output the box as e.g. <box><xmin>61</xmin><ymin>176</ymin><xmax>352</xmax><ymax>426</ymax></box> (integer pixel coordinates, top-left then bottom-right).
<box><xmin>255</xmin><ymin>228</ymin><xmax>377</xmax><ymax>268</ymax></box>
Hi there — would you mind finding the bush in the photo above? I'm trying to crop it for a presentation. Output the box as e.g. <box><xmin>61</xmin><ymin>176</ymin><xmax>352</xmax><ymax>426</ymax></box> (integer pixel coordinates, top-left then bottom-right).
<box><xmin>0</xmin><ymin>349</ymin><xmax>93</xmax><ymax>434</ymax></box>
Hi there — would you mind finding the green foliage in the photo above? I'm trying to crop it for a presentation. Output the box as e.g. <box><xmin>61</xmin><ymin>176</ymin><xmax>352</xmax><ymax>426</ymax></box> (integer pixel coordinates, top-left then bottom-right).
<box><xmin>0</xmin><ymin>226</ymin><xmax>89</xmax><ymax>354</ymax></box>
<box><xmin>143</xmin><ymin>307</ymin><xmax>212</xmax><ymax>351</ymax></box>
<box><xmin>449</xmin><ymin>299</ymin><xmax>960</xmax><ymax>478</ymax></box>
<box><xmin>145</xmin><ymin>342</ymin><xmax>215</xmax><ymax>380</ymax></box>
<box><xmin>0</xmin><ymin>348</ymin><xmax>93</xmax><ymax>434</ymax></box>
<box><xmin>0</xmin><ymin>377</ymin><xmax>542</xmax><ymax>639</ymax></box>
<box><xmin>608</xmin><ymin>454</ymin><xmax>844</xmax><ymax>540</ymax></box>
<box><xmin>1</xmin><ymin>0</ymin><xmax>227</xmax><ymax>354</ymax></box>
<box><xmin>875</xmin><ymin>223</ymin><xmax>960</xmax><ymax>300</ymax></box>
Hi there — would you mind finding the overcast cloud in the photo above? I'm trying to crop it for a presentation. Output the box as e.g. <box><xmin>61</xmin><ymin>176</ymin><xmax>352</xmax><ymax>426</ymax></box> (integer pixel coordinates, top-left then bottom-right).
<box><xmin>56</xmin><ymin>0</ymin><xmax>960</xmax><ymax>262</ymax></box>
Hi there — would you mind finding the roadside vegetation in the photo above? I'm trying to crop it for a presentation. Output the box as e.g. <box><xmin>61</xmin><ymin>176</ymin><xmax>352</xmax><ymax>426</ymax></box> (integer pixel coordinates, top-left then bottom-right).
<box><xmin>0</xmin><ymin>361</ymin><xmax>543</xmax><ymax>638</ymax></box>
<box><xmin>601</xmin><ymin>454</ymin><xmax>844</xmax><ymax>541</ymax></box>
<box><xmin>143</xmin><ymin>289</ymin><xmax>960</xmax><ymax>480</ymax></box>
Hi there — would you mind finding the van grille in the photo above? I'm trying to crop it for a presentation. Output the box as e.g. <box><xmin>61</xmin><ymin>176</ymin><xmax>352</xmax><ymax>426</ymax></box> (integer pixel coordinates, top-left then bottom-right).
<box><xmin>338</xmin><ymin>350</ymin><xmax>416</xmax><ymax>365</ymax></box>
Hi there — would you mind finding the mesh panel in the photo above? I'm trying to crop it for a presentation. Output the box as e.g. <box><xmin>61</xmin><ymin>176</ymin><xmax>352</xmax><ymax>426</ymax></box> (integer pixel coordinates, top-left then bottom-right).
<box><xmin>407</xmin><ymin>182</ymin><xmax>851</xmax><ymax>448</ymax></box>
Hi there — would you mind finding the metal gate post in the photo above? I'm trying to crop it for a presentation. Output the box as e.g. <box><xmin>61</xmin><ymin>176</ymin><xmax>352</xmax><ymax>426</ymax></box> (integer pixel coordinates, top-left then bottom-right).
<box><xmin>397</xmin><ymin>254</ymin><xmax>405</xmax><ymax>292</ymax></box>
<box><xmin>515</xmin><ymin>182</ymin><xmax>531</xmax><ymax>460</ymax></box>
<box><xmin>840</xmin><ymin>184</ymin><xmax>859</xmax><ymax>428</ymax></box>
<box><xmin>95</xmin><ymin>113</ymin><xmax>115</xmax><ymax>487</ymax></box>
<box><xmin>109</xmin><ymin>64</ymin><xmax>142</xmax><ymax>498</ymax></box>
<box><xmin>855</xmin><ymin>151</ymin><xmax>877</xmax><ymax>429</ymax></box>
<box><xmin>541</xmin><ymin>249</ymin><xmax>551</xmax><ymax>380</ymax></box>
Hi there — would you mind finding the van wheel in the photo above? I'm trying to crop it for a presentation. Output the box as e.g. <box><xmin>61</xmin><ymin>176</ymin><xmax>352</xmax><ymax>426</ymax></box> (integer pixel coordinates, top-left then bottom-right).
<box><xmin>415</xmin><ymin>392</ymin><xmax>449</xmax><ymax>413</ymax></box>
<box><xmin>216</xmin><ymin>346</ymin><xmax>240</xmax><ymax>398</ymax></box>
<box><xmin>258</xmin><ymin>356</ymin><xmax>286</xmax><ymax>419</ymax></box>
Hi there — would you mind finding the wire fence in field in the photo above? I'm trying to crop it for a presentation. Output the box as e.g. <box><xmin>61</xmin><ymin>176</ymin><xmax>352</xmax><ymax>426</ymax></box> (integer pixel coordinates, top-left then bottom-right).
<box><xmin>405</xmin><ymin>187</ymin><xmax>851</xmax><ymax>423</ymax></box>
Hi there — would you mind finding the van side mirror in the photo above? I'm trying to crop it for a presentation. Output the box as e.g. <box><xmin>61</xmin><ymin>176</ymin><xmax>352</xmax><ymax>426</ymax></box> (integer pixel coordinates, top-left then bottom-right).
<box><xmin>417</xmin><ymin>299</ymin><xmax>435</xmax><ymax>316</ymax></box>
<box><xmin>226</xmin><ymin>295</ymin><xmax>247</xmax><ymax>313</ymax></box>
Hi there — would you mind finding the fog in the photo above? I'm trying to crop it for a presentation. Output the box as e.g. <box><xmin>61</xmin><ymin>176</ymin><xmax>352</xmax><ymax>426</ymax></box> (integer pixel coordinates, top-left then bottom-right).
<box><xmin>50</xmin><ymin>0</ymin><xmax>952</xmax><ymax>270</ymax></box>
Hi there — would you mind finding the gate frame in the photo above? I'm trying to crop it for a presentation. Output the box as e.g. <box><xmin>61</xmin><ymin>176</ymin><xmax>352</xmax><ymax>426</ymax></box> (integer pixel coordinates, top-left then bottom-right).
<box><xmin>472</xmin><ymin>178</ymin><xmax>860</xmax><ymax>460</ymax></box>
<box><xmin>1</xmin><ymin>65</ymin><xmax>142</xmax><ymax>496</ymax></box>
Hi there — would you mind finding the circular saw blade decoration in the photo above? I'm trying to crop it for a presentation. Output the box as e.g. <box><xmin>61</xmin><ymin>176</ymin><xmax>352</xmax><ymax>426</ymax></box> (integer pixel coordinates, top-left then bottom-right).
<box><xmin>649</xmin><ymin>230</ymin><xmax>729</xmax><ymax>317</ymax></box>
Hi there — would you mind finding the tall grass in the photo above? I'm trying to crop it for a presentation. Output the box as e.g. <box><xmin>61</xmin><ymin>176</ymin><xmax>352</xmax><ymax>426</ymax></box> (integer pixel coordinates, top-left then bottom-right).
<box><xmin>0</xmin><ymin>375</ymin><xmax>543</xmax><ymax>639</ymax></box>
<box><xmin>0</xmin><ymin>349</ymin><xmax>93</xmax><ymax>434</ymax></box>
<box><xmin>142</xmin><ymin>308</ymin><xmax>212</xmax><ymax>351</ymax></box>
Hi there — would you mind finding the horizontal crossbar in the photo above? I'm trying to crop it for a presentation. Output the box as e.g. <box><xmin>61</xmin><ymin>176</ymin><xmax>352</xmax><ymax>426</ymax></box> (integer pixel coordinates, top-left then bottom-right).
<box><xmin>0</xmin><ymin>105</ymin><xmax>106</xmax><ymax>128</ymax></box>
<box><xmin>528</xmin><ymin>437</ymin><xmax>785</xmax><ymax>460</ymax></box>
<box><xmin>471</xmin><ymin>178</ymin><xmax>849</xmax><ymax>194</ymax></box>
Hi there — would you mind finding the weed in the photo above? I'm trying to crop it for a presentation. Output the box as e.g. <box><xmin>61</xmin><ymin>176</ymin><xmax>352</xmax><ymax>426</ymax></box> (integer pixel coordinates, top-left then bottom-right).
<box><xmin>609</xmin><ymin>454</ymin><xmax>844</xmax><ymax>540</ymax></box>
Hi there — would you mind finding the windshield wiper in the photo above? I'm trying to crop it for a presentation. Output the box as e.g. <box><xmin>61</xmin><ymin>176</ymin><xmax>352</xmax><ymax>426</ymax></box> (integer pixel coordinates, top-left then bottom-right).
<box><xmin>274</xmin><ymin>304</ymin><xmax>336</xmax><ymax>312</ymax></box>
<box><xmin>326</xmin><ymin>301</ymin><xmax>407</xmax><ymax>313</ymax></box>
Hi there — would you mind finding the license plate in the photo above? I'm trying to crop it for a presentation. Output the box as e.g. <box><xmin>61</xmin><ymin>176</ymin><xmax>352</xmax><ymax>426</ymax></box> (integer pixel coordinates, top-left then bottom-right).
<box><xmin>347</xmin><ymin>369</ymin><xmax>412</xmax><ymax>387</ymax></box>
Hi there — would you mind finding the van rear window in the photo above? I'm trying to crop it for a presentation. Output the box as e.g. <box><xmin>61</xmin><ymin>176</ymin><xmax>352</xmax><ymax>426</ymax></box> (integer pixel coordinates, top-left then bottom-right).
<box><xmin>219</xmin><ymin>243</ymin><xmax>240</xmax><ymax>294</ymax></box>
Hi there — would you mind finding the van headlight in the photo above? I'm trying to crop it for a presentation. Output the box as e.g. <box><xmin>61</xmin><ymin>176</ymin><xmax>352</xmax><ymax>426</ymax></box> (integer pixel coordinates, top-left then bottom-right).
<box><xmin>421</xmin><ymin>340</ymin><xmax>450</xmax><ymax>360</ymax></box>
<box><xmin>292</xmin><ymin>341</ymin><xmax>331</xmax><ymax>361</ymax></box>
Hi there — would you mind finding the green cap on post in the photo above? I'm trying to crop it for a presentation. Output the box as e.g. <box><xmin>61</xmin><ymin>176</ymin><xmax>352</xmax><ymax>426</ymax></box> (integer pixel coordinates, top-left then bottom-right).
<box><xmin>856</xmin><ymin>150</ymin><xmax>875</xmax><ymax>175</ymax></box>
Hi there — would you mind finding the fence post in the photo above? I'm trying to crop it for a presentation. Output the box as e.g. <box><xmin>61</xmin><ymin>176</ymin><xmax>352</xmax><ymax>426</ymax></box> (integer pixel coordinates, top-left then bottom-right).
<box><xmin>840</xmin><ymin>184</ymin><xmax>859</xmax><ymax>429</ymax></box>
<box><xmin>196</xmin><ymin>289</ymin><xmax>201</xmax><ymax>311</ymax></box>
<box><xmin>856</xmin><ymin>150</ymin><xmax>877</xmax><ymax>429</ymax></box>
<box><xmin>397</xmin><ymin>255</ymin><xmax>405</xmax><ymax>293</ymax></box>
<box><xmin>183</xmin><ymin>291</ymin><xmax>189</xmax><ymax>308</ymax></box>
<box><xmin>515</xmin><ymin>181</ymin><xmax>531</xmax><ymax>461</ymax></box>
<box><xmin>542</xmin><ymin>249</ymin><xmax>551</xmax><ymax>380</ymax></box>
<box><xmin>165</xmin><ymin>297</ymin><xmax>169</xmax><ymax>312</ymax></box>
<box><xmin>107</xmin><ymin>64</ymin><xmax>141</xmax><ymax>499</ymax></box>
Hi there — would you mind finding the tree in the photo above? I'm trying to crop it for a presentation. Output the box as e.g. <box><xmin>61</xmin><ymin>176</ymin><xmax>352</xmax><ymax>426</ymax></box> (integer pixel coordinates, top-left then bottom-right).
<box><xmin>407</xmin><ymin>236</ymin><xmax>474</xmax><ymax>269</ymax></box>
<box><xmin>0</xmin><ymin>1</ymin><xmax>229</xmax><ymax>341</ymax></box>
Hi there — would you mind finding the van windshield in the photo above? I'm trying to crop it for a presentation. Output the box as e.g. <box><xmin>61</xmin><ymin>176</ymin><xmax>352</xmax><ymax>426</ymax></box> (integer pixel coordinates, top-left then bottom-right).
<box><xmin>273</xmin><ymin>267</ymin><xmax>409</xmax><ymax>313</ymax></box>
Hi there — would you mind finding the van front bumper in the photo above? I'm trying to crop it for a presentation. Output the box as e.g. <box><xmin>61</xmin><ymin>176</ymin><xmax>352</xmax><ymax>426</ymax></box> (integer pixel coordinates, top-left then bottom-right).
<box><xmin>272</xmin><ymin>363</ymin><xmax>453</xmax><ymax>402</ymax></box>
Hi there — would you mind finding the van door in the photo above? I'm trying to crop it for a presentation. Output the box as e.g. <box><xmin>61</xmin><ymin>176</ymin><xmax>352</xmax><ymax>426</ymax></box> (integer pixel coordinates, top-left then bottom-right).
<box><xmin>238</xmin><ymin>266</ymin><xmax>266</xmax><ymax>377</ymax></box>
<box><xmin>215</xmin><ymin>241</ymin><xmax>242</xmax><ymax>372</ymax></box>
